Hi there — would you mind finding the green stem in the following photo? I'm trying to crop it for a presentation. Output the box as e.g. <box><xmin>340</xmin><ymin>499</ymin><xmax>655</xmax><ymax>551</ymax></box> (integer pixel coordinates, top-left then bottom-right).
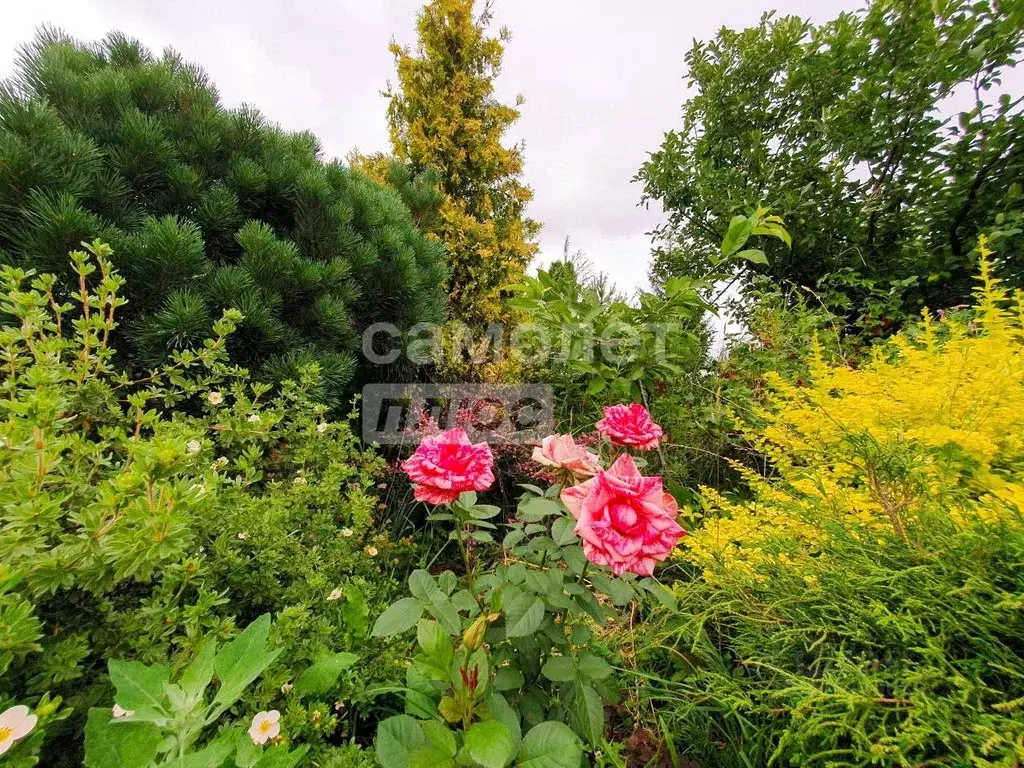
<box><xmin>576</xmin><ymin>561</ymin><xmax>590</xmax><ymax>585</ymax></box>
<box><xmin>453</xmin><ymin>519</ymin><xmax>478</xmax><ymax>600</ymax></box>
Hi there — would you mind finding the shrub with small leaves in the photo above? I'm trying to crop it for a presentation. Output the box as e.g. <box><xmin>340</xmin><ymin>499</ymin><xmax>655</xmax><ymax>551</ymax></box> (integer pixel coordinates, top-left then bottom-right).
<box><xmin>0</xmin><ymin>242</ymin><xmax>397</xmax><ymax>765</ymax></box>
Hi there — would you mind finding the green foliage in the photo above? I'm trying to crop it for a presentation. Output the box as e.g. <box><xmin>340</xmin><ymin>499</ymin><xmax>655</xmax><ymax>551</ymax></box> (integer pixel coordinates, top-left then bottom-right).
<box><xmin>84</xmin><ymin>614</ymin><xmax>316</xmax><ymax>767</ymax></box>
<box><xmin>509</xmin><ymin>266</ymin><xmax>709</xmax><ymax>429</ymax></box>
<box><xmin>639</xmin><ymin>0</ymin><xmax>1024</xmax><ymax>330</ymax></box>
<box><xmin>0</xmin><ymin>243</ymin><xmax>396</xmax><ymax>764</ymax></box>
<box><xmin>635</xmin><ymin>245</ymin><xmax>1024</xmax><ymax>766</ymax></box>
<box><xmin>371</xmin><ymin>484</ymin><xmax>671</xmax><ymax>766</ymax></box>
<box><xmin>640</xmin><ymin>517</ymin><xmax>1024</xmax><ymax>768</ymax></box>
<box><xmin>0</xmin><ymin>30</ymin><xmax>448</xmax><ymax>403</ymax></box>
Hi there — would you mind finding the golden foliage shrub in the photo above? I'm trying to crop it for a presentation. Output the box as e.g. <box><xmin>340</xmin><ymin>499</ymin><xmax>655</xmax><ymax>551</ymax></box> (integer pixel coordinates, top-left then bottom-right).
<box><xmin>684</xmin><ymin>237</ymin><xmax>1024</xmax><ymax>575</ymax></box>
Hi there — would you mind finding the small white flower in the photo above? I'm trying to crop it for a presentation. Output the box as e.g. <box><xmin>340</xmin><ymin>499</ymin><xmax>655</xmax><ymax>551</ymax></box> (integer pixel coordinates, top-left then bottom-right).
<box><xmin>340</xmin><ymin>528</ymin><xmax>353</xmax><ymax>538</ymax></box>
<box><xmin>186</xmin><ymin>439</ymin><xmax>202</xmax><ymax>454</ymax></box>
<box><xmin>364</xmin><ymin>545</ymin><xmax>378</xmax><ymax>557</ymax></box>
<box><xmin>112</xmin><ymin>703</ymin><xmax>134</xmax><ymax>719</ymax></box>
<box><xmin>215</xmin><ymin>456</ymin><xmax>229</xmax><ymax>468</ymax></box>
<box><xmin>327</xmin><ymin>588</ymin><xmax>343</xmax><ymax>601</ymax></box>
<box><xmin>0</xmin><ymin>705</ymin><xmax>37</xmax><ymax>756</ymax></box>
<box><xmin>237</xmin><ymin>532</ymin><xmax>248</xmax><ymax>541</ymax></box>
<box><xmin>316</xmin><ymin>422</ymin><xmax>329</xmax><ymax>434</ymax></box>
<box><xmin>293</xmin><ymin>476</ymin><xmax>307</xmax><ymax>485</ymax></box>
<box><xmin>281</xmin><ymin>682</ymin><xmax>293</xmax><ymax>694</ymax></box>
<box><xmin>247</xmin><ymin>414</ymin><xmax>261</xmax><ymax>423</ymax></box>
<box><xmin>248</xmin><ymin>710</ymin><xmax>281</xmax><ymax>745</ymax></box>
<box><xmin>208</xmin><ymin>391</ymin><xmax>223</xmax><ymax>405</ymax></box>
<box><xmin>334</xmin><ymin>699</ymin><xmax>345</xmax><ymax>711</ymax></box>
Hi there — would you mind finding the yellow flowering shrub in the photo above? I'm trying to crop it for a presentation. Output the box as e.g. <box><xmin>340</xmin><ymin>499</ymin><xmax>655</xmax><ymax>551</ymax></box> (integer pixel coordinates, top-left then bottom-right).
<box><xmin>684</xmin><ymin>237</ymin><xmax>1024</xmax><ymax>574</ymax></box>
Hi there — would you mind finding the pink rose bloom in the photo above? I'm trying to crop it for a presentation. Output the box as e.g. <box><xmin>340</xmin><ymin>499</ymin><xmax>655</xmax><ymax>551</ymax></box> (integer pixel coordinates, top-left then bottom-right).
<box><xmin>531</xmin><ymin>435</ymin><xmax>601</xmax><ymax>481</ymax></box>
<box><xmin>401</xmin><ymin>427</ymin><xmax>495</xmax><ymax>505</ymax></box>
<box><xmin>595</xmin><ymin>403</ymin><xmax>664</xmax><ymax>450</ymax></box>
<box><xmin>561</xmin><ymin>454</ymin><xmax>686</xmax><ymax>576</ymax></box>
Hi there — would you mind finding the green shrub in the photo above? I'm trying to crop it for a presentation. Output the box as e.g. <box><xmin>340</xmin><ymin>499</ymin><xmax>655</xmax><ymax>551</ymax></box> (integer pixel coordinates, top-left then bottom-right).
<box><xmin>640</xmin><ymin>518</ymin><xmax>1024</xmax><ymax>767</ymax></box>
<box><xmin>637</xmin><ymin>248</ymin><xmax>1024</xmax><ymax>766</ymax></box>
<box><xmin>0</xmin><ymin>30</ymin><xmax>448</xmax><ymax>403</ymax></box>
<box><xmin>0</xmin><ymin>242</ymin><xmax>403</xmax><ymax>764</ymax></box>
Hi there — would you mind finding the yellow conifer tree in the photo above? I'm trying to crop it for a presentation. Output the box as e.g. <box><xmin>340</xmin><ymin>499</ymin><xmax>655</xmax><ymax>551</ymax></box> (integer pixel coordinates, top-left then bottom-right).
<box><xmin>384</xmin><ymin>0</ymin><xmax>539</xmax><ymax>332</ymax></box>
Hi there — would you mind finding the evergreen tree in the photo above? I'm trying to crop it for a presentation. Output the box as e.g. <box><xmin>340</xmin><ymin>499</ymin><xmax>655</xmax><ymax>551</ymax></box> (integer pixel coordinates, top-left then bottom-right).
<box><xmin>0</xmin><ymin>30</ymin><xmax>448</xmax><ymax>403</ymax></box>
<box><xmin>383</xmin><ymin>0</ymin><xmax>539</xmax><ymax>329</ymax></box>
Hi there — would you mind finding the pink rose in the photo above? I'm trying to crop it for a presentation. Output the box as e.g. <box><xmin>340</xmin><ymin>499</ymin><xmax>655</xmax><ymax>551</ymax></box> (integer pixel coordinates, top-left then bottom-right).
<box><xmin>595</xmin><ymin>403</ymin><xmax>663</xmax><ymax>450</ymax></box>
<box><xmin>531</xmin><ymin>434</ymin><xmax>602</xmax><ymax>481</ymax></box>
<box><xmin>401</xmin><ymin>427</ymin><xmax>495</xmax><ymax>505</ymax></box>
<box><xmin>561</xmin><ymin>454</ymin><xmax>686</xmax><ymax>576</ymax></box>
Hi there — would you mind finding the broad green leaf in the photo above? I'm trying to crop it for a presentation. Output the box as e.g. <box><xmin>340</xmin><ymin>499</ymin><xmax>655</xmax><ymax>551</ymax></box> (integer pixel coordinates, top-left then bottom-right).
<box><xmin>179</xmin><ymin>637</ymin><xmax>217</xmax><ymax>704</ymax></box>
<box><xmin>409</xmin><ymin>571</ymin><xmax>461</xmax><ymax>634</ymax></box>
<box><xmin>493</xmin><ymin>666</ymin><xmax>525</xmax><ymax>691</ymax></box>
<box><xmin>517</xmin><ymin>497</ymin><xmax>561</xmax><ymax>523</ymax></box>
<box><xmin>589</xmin><ymin>574</ymin><xmax>635</xmax><ymax>606</ymax></box>
<box><xmin>163</xmin><ymin>738</ymin><xmax>233</xmax><ymax>767</ymax></box>
<box><xmin>540</xmin><ymin>656</ymin><xmax>576</xmax><ymax>683</ymax></box>
<box><xmin>570</xmin><ymin>625</ymin><xmax>592</xmax><ymax>645</ymax></box>
<box><xmin>550</xmin><ymin>517</ymin><xmax>577</xmax><ymax>547</ymax></box>
<box><xmin>638</xmin><ymin>579</ymin><xmax>678</xmax><ymax>611</ymax></box>
<box><xmin>408</xmin><ymin>746</ymin><xmax>455</xmax><ymax>768</ymax></box>
<box><xmin>519</xmin><ymin>689</ymin><xmax>548</xmax><ymax>730</ymax></box>
<box><xmin>736</xmin><ymin>248</ymin><xmax>768</xmax><ymax>265</ymax></box>
<box><xmin>254</xmin><ymin>745</ymin><xmax>310</xmax><ymax>768</ymax></box>
<box><xmin>294</xmin><ymin>652</ymin><xmax>359</xmax><ymax>696</ymax></box>
<box><xmin>213</xmin><ymin>614</ymin><xmax>280</xmax><ymax>707</ymax></box>
<box><xmin>405</xmin><ymin>665</ymin><xmax>442</xmax><ymax>718</ymax></box>
<box><xmin>577</xmin><ymin>654</ymin><xmax>613</xmax><ymax>681</ymax></box>
<box><xmin>504</xmin><ymin>594</ymin><xmax>545</xmax><ymax>638</ymax></box>
<box><xmin>465</xmin><ymin>720</ymin><xmax>515</xmax><ymax>768</ymax></box>
<box><xmin>437</xmin><ymin>571</ymin><xmax>458</xmax><ymax>595</ymax></box>
<box><xmin>416</xmin><ymin>619</ymin><xmax>453</xmax><ymax>659</ymax></box>
<box><xmin>408</xmin><ymin>570</ymin><xmax>437</xmax><ymax>602</ymax></box>
<box><xmin>503</xmin><ymin>529</ymin><xmax>526</xmax><ymax>549</ymax></box>
<box><xmin>83</xmin><ymin>708</ymin><xmax>161</xmax><ymax>768</ymax></box>
<box><xmin>507</xmin><ymin>563</ymin><xmax>527</xmax><ymax>584</ymax></box>
<box><xmin>451</xmin><ymin>589</ymin><xmax>479</xmax><ymax>615</ymax></box>
<box><xmin>487</xmin><ymin>692</ymin><xmax>522</xmax><ymax>754</ymax></box>
<box><xmin>107</xmin><ymin>659</ymin><xmax>170</xmax><ymax>713</ymax></box>
<box><xmin>471</xmin><ymin>505</ymin><xmax>501</xmax><ymax>519</ymax></box>
<box><xmin>516</xmin><ymin>721</ymin><xmax>583</xmax><ymax>768</ymax></box>
<box><xmin>373</xmin><ymin>598</ymin><xmax>424</xmax><ymax>637</ymax></box>
<box><xmin>375</xmin><ymin>715</ymin><xmax>426</xmax><ymax>768</ymax></box>
<box><xmin>568</xmin><ymin>684</ymin><xmax>605</xmax><ymax>747</ymax></box>
<box><xmin>421</xmin><ymin>720</ymin><xmax>457</xmax><ymax>757</ymax></box>
<box><xmin>561</xmin><ymin>546</ymin><xmax>587</xmax><ymax>574</ymax></box>
<box><xmin>720</xmin><ymin>214</ymin><xmax>753</xmax><ymax>256</ymax></box>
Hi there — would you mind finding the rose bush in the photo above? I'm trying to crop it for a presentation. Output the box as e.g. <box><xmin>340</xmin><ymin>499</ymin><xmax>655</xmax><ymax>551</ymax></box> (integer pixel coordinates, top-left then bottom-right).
<box><xmin>370</xmin><ymin>403</ymin><xmax>685</xmax><ymax>765</ymax></box>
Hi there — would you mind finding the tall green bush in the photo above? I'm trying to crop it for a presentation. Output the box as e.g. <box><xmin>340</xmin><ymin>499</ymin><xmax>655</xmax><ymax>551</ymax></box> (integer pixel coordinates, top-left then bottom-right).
<box><xmin>638</xmin><ymin>0</ymin><xmax>1024</xmax><ymax>330</ymax></box>
<box><xmin>0</xmin><ymin>30</ymin><xmax>448</xmax><ymax>402</ymax></box>
<box><xmin>0</xmin><ymin>242</ymin><xmax>403</xmax><ymax>765</ymax></box>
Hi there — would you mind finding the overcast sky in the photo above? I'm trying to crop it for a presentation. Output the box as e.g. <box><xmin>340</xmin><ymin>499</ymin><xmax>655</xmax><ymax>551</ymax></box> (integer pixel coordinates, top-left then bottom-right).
<box><xmin>0</xmin><ymin>0</ymin><xmax>861</xmax><ymax>295</ymax></box>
